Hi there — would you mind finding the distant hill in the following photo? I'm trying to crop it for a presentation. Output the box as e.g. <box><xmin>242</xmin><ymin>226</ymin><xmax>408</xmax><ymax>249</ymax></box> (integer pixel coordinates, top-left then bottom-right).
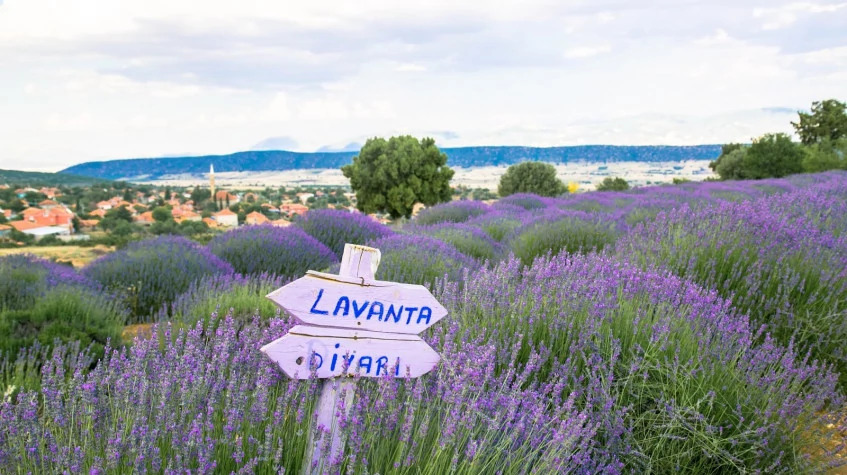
<box><xmin>60</xmin><ymin>145</ymin><xmax>722</xmax><ymax>181</ymax></box>
<box><xmin>0</xmin><ymin>169</ymin><xmax>113</xmax><ymax>187</ymax></box>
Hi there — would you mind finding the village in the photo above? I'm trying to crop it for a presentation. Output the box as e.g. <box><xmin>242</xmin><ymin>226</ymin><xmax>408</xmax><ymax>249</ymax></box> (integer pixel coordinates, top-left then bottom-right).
<box><xmin>0</xmin><ymin>166</ymin><xmax>398</xmax><ymax>248</ymax></box>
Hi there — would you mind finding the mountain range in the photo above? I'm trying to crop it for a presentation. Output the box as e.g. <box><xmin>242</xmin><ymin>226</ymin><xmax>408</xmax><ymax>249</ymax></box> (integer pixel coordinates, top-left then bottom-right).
<box><xmin>60</xmin><ymin>145</ymin><xmax>722</xmax><ymax>181</ymax></box>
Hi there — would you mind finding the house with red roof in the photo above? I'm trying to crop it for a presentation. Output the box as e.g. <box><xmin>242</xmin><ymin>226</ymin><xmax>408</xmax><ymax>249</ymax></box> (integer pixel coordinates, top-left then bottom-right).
<box><xmin>245</xmin><ymin>211</ymin><xmax>269</xmax><ymax>225</ymax></box>
<box><xmin>213</xmin><ymin>208</ymin><xmax>239</xmax><ymax>227</ymax></box>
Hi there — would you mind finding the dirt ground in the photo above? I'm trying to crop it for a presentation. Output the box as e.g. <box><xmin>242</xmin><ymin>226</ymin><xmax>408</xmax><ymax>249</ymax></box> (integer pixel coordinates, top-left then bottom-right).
<box><xmin>0</xmin><ymin>245</ymin><xmax>113</xmax><ymax>267</ymax></box>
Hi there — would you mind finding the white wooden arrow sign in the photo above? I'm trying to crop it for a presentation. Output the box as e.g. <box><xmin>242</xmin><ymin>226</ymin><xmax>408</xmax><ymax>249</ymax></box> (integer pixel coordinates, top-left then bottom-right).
<box><xmin>266</xmin><ymin>271</ymin><xmax>447</xmax><ymax>334</ymax></box>
<box><xmin>260</xmin><ymin>243</ymin><xmax>447</xmax><ymax>474</ymax></box>
<box><xmin>260</xmin><ymin>325</ymin><xmax>440</xmax><ymax>379</ymax></box>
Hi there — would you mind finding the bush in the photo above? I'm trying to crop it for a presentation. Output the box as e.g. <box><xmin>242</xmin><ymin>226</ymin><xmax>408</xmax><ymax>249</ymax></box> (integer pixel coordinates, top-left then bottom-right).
<box><xmin>0</xmin><ymin>255</ymin><xmax>125</xmax><ymax>361</ymax></box>
<box><xmin>294</xmin><ymin>209</ymin><xmax>392</xmax><ymax>259</ymax></box>
<box><xmin>495</xmin><ymin>192</ymin><xmax>548</xmax><ymax>210</ymax></box>
<box><xmin>618</xmin><ymin>188</ymin><xmax>847</xmax><ymax>386</ymax></box>
<box><xmin>406</xmin><ymin>223</ymin><xmax>506</xmax><ymax>262</ymax></box>
<box><xmin>413</xmin><ymin>200</ymin><xmax>491</xmax><ymax>225</ymax></box>
<box><xmin>507</xmin><ymin>214</ymin><xmax>617</xmax><ymax>266</ymax></box>
<box><xmin>0</xmin><ymin>288</ymin><xmax>124</xmax><ymax>362</ymax></box>
<box><xmin>208</xmin><ymin>225</ymin><xmax>336</xmax><ymax>278</ymax></box>
<box><xmin>596</xmin><ymin>177</ymin><xmax>631</xmax><ymax>191</ymax></box>
<box><xmin>440</xmin><ymin>253</ymin><xmax>843</xmax><ymax>472</ymax></box>
<box><xmin>84</xmin><ymin>235</ymin><xmax>233</xmax><ymax>322</ymax></box>
<box><xmin>367</xmin><ymin>234</ymin><xmax>478</xmax><ymax>287</ymax></box>
<box><xmin>466</xmin><ymin>211</ymin><xmax>525</xmax><ymax>242</ymax></box>
<box><xmin>497</xmin><ymin>161</ymin><xmax>566</xmax><ymax>197</ymax></box>
<box><xmin>164</xmin><ymin>272</ymin><xmax>288</xmax><ymax>327</ymax></box>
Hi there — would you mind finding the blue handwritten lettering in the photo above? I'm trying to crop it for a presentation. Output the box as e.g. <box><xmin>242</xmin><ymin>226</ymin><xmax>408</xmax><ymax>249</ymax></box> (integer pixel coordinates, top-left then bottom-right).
<box><xmin>358</xmin><ymin>356</ymin><xmax>373</xmax><ymax>374</ymax></box>
<box><xmin>386</xmin><ymin>304</ymin><xmax>404</xmax><ymax>323</ymax></box>
<box><xmin>309</xmin><ymin>289</ymin><xmax>329</xmax><ymax>315</ymax></box>
<box><xmin>333</xmin><ymin>296</ymin><xmax>350</xmax><ymax>317</ymax></box>
<box><xmin>367</xmin><ymin>302</ymin><xmax>384</xmax><ymax>321</ymax></box>
<box><xmin>417</xmin><ymin>306</ymin><xmax>432</xmax><ymax>325</ymax></box>
<box><xmin>352</xmin><ymin>300</ymin><xmax>370</xmax><ymax>319</ymax></box>
<box><xmin>404</xmin><ymin>307</ymin><xmax>418</xmax><ymax>325</ymax></box>
<box><xmin>375</xmin><ymin>356</ymin><xmax>388</xmax><ymax>375</ymax></box>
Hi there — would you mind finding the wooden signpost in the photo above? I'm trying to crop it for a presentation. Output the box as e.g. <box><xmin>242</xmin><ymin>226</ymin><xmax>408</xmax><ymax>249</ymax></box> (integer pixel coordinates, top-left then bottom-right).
<box><xmin>261</xmin><ymin>243</ymin><xmax>445</xmax><ymax>474</ymax></box>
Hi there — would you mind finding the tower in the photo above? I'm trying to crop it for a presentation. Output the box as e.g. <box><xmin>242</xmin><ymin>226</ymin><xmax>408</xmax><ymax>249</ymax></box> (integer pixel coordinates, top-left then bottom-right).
<box><xmin>209</xmin><ymin>164</ymin><xmax>215</xmax><ymax>200</ymax></box>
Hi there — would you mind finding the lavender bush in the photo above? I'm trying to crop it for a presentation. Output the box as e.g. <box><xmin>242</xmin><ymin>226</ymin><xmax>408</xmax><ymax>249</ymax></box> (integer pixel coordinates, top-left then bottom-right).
<box><xmin>162</xmin><ymin>272</ymin><xmax>288</xmax><ymax>326</ymax></box>
<box><xmin>413</xmin><ymin>200</ymin><xmax>491</xmax><ymax>225</ymax></box>
<box><xmin>0</xmin><ymin>314</ymin><xmax>604</xmax><ymax>473</ymax></box>
<box><xmin>367</xmin><ymin>234</ymin><xmax>479</xmax><ymax>287</ymax></box>
<box><xmin>0</xmin><ymin>255</ymin><xmax>125</xmax><ymax>361</ymax></box>
<box><xmin>465</xmin><ymin>210</ymin><xmax>525</xmax><ymax>242</ymax></box>
<box><xmin>208</xmin><ymin>225</ymin><xmax>336</xmax><ymax>278</ymax></box>
<box><xmin>438</xmin><ymin>253</ymin><xmax>845</xmax><ymax>472</ymax></box>
<box><xmin>294</xmin><ymin>209</ymin><xmax>393</xmax><ymax>258</ymax></box>
<box><xmin>618</xmin><ymin>185</ymin><xmax>847</xmax><ymax>385</ymax></box>
<box><xmin>84</xmin><ymin>236</ymin><xmax>234</xmax><ymax>322</ymax></box>
<box><xmin>495</xmin><ymin>193</ymin><xmax>550</xmax><ymax>211</ymax></box>
<box><xmin>507</xmin><ymin>212</ymin><xmax>617</xmax><ymax>266</ymax></box>
<box><xmin>405</xmin><ymin>223</ymin><xmax>506</xmax><ymax>262</ymax></box>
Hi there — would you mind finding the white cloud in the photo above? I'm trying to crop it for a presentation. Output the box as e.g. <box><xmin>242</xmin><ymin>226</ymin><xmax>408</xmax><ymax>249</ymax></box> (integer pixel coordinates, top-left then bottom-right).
<box><xmin>563</xmin><ymin>45</ymin><xmax>611</xmax><ymax>59</ymax></box>
<box><xmin>0</xmin><ymin>0</ymin><xmax>845</xmax><ymax>171</ymax></box>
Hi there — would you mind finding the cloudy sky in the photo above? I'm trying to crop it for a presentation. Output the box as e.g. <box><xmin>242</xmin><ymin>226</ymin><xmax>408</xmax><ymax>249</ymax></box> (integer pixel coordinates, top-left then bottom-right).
<box><xmin>1</xmin><ymin>0</ymin><xmax>846</xmax><ymax>171</ymax></box>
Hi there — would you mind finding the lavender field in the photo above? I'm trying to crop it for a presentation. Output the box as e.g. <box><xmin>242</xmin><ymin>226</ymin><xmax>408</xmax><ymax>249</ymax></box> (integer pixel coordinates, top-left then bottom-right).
<box><xmin>2</xmin><ymin>171</ymin><xmax>847</xmax><ymax>473</ymax></box>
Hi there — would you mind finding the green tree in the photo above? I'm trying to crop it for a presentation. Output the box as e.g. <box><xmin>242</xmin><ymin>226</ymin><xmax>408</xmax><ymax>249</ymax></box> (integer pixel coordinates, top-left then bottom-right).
<box><xmin>110</xmin><ymin>220</ymin><xmax>135</xmax><ymax>237</ymax></box>
<box><xmin>803</xmin><ymin>138</ymin><xmax>847</xmax><ymax>172</ymax></box>
<box><xmin>497</xmin><ymin>161</ymin><xmax>566</xmax><ymax>197</ymax></box>
<box><xmin>190</xmin><ymin>186</ymin><xmax>211</xmax><ymax>204</ymax></box>
<box><xmin>596</xmin><ymin>177</ymin><xmax>631</xmax><ymax>191</ymax></box>
<box><xmin>152</xmin><ymin>206</ymin><xmax>173</xmax><ymax>223</ymax></box>
<box><xmin>709</xmin><ymin>143</ymin><xmax>744</xmax><ymax>173</ymax></box>
<box><xmin>105</xmin><ymin>205</ymin><xmax>133</xmax><ymax>223</ymax></box>
<box><xmin>342</xmin><ymin>136</ymin><xmax>454</xmax><ymax>219</ymax></box>
<box><xmin>743</xmin><ymin>133</ymin><xmax>804</xmax><ymax>179</ymax></box>
<box><xmin>713</xmin><ymin>148</ymin><xmax>749</xmax><ymax>180</ymax></box>
<box><xmin>791</xmin><ymin>99</ymin><xmax>847</xmax><ymax>145</ymax></box>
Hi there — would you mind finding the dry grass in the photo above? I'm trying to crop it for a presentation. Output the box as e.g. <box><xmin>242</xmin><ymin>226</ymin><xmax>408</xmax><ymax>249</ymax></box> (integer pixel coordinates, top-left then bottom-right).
<box><xmin>0</xmin><ymin>245</ymin><xmax>113</xmax><ymax>267</ymax></box>
<box><xmin>122</xmin><ymin>323</ymin><xmax>154</xmax><ymax>342</ymax></box>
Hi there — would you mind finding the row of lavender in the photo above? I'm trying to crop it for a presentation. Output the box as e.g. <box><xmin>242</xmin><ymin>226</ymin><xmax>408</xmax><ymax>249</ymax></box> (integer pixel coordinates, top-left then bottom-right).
<box><xmin>1</xmin><ymin>171</ymin><xmax>846</xmax><ymax>472</ymax></box>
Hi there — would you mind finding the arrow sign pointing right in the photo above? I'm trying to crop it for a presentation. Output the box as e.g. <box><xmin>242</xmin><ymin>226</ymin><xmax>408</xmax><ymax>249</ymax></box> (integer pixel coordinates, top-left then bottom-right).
<box><xmin>261</xmin><ymin>325</ymin><xmax>440</xmax><ymax>379</ymax></box>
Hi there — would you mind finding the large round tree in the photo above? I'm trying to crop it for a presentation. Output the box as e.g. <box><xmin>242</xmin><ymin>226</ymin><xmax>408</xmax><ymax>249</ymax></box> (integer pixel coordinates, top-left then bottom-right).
<box><xmin>497</xmin><ymin>161</ymin><xmax>565</xmax><ymax>197</ymax></box>
<box><xmin>342</xmin><ymin>136</ymin><xmax>454</xmax><ymax>219</ymax></box>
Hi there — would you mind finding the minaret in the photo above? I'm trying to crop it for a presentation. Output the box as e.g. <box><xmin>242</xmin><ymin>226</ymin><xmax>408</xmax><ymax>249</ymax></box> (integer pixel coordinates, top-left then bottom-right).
<box><xmin>209</xmin><ymin>164</ymin><xmax>216</xmax><ymax>200</ymax></box>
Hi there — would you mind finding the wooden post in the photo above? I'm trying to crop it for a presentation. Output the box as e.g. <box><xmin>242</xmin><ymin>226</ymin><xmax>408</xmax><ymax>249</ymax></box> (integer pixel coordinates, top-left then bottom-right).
<box><xmin>305</xmin><ymin>244</ymin><xmax>380</xmax><ymax>475</ymax></box>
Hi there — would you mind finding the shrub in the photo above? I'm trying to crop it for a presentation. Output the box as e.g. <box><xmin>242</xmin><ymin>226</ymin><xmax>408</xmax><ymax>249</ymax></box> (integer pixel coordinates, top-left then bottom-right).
<box><xmin>294</xmin><ymin>209</ymin><xmax>392</xmax><ymax>259</ymax></box>
<box><xmin>495</xmin><ymin>192</ymin><xmax>548</xmax><ymax>210</ymax></box>
<box><xmin>0</xmin><ymin>314</ymin><xmax>602</xmax><ymax>473</ymax></box>
<box><xmin>406</xmin><ymin>223</ymin><xmax>506</xmax><ymax>262</ymax></box>
<box><xmin>367</xmin><ymin>234</ymin><xmax>478</xmax><ymax>287</ymax></box>
<box><xmin>413</xmin><ymin>200</ymin><xmax>491</xmax><ymax>225</ymax></box>
<box><xmin>439</xmin><ymin>253</ymin><xmax>844</xmax><ymax>472</ymax></box>
<box><xmin>497</xmin><ymin>161</ymin><xmax>566</xmax><ymax>197</ymax></box>
<box><xmin>84</xmin><ymin>235</ymin><xmax>233</xmax><ymax>322</ymax></box>
<box><xmin>0</xmin><ymin>288</ymin><xmax>124</xmax><ymax>362</ymax></box>
<box><xmin>164</xmin><ymin>272</ymin><xmax>288</xmax><ymax>327</ymax></box>
<box><xmin>466</xmin><ymin>211</ymin><xmax>525</xmax><ymax>242</ymax></box>
<box><xmin>507</xmin><ymin>214</ymin><xmax>617</xmax><ymax>266</ymax></box>
<box><xmin>0</xmin><ymin>255</ymin><xmax>125</xmax><ymax>361</ymax></box>
<box><xmin>618</xmin><ymin>188</ymin><xmax>847</xmax><ymax>386</ymax></box>
<box><xmin>208</xmin><ymin>225</ymin><xmax>336</xmax><ymax>278</ymax></box>
<box><xmin>596</xmin><ymin>177</ymin><xmax>631</xmax><ymax>191</ymax></box>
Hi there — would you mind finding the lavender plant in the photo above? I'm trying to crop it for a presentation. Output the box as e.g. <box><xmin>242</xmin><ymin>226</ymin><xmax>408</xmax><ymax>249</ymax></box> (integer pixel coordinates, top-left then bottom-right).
<box><xmin>619</xmin><ymin>188</ymin><xmax>847</xmax><ymax>386</ymax></box>
<box><xmin>404</xmin><ymin>223</ymin><xmax>506</xmax><ymax>262</ymax></box>
<box><xmin>0</xmin><ymin>255</ymin><xmax>125</xmax><ymax>361</ymax></box>
<box><xmin>294</xmin><ymin>209</ymin><xmax>393</xmax><ymax>258</ymax></box>
<box><xmin>162</xmin><ymin>272</ymin><xmax>288</xmax><ymax>326</ymax></box>
<box><xmin>208</xmin><ymin>225</ymin><xmax>337</xmax><ymax>278</ymax></box>
<box><xmin>84</xmin><ymin>235</ymin><xmax>233</xmax><ymax>322</ymax></box>
<box><xmin>0</xmin><ymin>314</ymin><xmax>605</xmax><ymax>474</ymax></box>
<box><xmin>438</xmin><ymin>253</ymin><xmax>845</xmax><ymax>472</ymax></box>
<box><xmin>367</xmin><ymin>234</ymin><xmax>479</xmax><ymax>287</ymax></box>
<box><xmin>413</xmin><ymin>200</ymin><xmax>491</xmax><ymax>225</ymax></box>
<box><xmin>507</xmin><ymin>212</ymin><xmax>617</xmax><ymax>266</ymax></box>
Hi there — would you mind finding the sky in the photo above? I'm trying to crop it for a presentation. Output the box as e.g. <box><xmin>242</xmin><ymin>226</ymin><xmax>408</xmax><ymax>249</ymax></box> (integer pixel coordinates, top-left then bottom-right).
<box><xmin>0</xmin><ymin>0</ymin><xmax>845</xmax><ymax>172</ymax></box>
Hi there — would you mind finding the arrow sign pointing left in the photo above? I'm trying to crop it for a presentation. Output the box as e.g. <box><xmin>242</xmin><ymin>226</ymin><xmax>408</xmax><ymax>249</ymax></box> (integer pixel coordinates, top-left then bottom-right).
<box><xmin>266</xmin><ymin>270</ymin><xmax>448</xmax><ymax>334</ymax></box>
<box><xmin>261</xmin><ymin>325</ymin><xmax>440</xmax><ymax>379</ymax></box>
